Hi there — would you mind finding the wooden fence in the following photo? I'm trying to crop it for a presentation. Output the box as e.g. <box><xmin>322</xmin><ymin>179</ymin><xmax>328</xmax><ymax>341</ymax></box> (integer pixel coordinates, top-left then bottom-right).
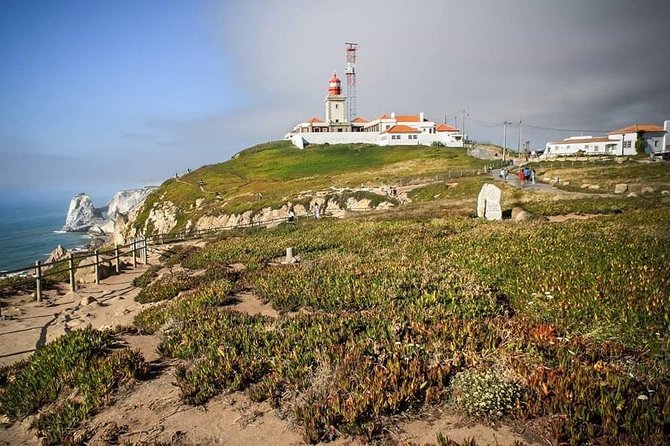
<box><xmin>0</xmin><ymin>164</ymin><xmax>509</xmax><ymax>314</ymax></box>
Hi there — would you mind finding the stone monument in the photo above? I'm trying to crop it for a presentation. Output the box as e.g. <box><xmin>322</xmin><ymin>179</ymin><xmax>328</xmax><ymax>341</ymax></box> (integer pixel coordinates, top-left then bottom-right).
<box><xmin>477</xmin><ymin>184</ymin><xmax>502</xmax><ymax>221</ymax></box>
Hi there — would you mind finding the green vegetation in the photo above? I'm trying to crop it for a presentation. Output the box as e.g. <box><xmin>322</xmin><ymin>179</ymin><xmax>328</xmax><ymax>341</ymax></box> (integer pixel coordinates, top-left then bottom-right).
<box><xmin>133</xmin><ymin>141</ymin><xmax>491</xmax><ymax>235</ymax></box>
<box><xmin>0</xmin><ymin>327</ymin><xmax>146</xmax><ymax>445</ymax></box>
<box><xmin>131</xmin><ymin>264</ymin><xmax>161</xmax><ymax>288</ymax></box>
<box><xmin>526</xmin><ymin>158</ymin><xmax>670</xmax><ymax>194</ymax></box>
<box><xmin>133</xmin><ymin>209</ymin><xmax>668</xmax><ymax>444</ymax></box>
<box><xmin>134</xmin><ymin>271</ymin><xmax>200</xmax><ymax>303</ymax></box>
<box><xmin>3</xmin><ymin>147</ymin><xmax>669</xmax><ymax>445</ymax></box>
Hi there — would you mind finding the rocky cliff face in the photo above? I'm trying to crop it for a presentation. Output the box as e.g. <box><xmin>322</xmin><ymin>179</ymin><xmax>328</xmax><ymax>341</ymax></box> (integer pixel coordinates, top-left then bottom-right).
<box><xmin>121</xmin><ymin>188</ymin><xmax>398</xmax><ymax>242</ymax></box>
<box><xmin>106</xmin><ymin>187</ymin><xmax>157</xmax><ymax>221</ymax></box>
<box><xmin>62</xmin><ymin>188</ymin><xmax>156</xmax><ymax>235</ymax></box>
<box><xmin>62</xmin><ymin>194</ymin><xmax>104</xmax><ymax>232</ymax></box>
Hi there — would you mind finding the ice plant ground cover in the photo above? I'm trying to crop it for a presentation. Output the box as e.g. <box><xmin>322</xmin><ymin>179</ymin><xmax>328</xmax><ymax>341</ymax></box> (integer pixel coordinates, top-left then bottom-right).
<box><xmin>138</xmin><ymin>209</ymin><xmax>669</xmax><ymax>444</ymax></box>
<box><xmin>1</xmin><ymin>206</ymin><xmax>668</xmax><ymax>444</ymax></box>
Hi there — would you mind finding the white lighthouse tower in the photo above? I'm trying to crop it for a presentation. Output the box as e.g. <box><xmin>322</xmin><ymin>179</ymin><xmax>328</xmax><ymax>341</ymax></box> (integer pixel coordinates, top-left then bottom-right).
<box><xmin>325</xmin><ymin>72</ymin><xmax>347</xmax><ymax>129</ymax></box>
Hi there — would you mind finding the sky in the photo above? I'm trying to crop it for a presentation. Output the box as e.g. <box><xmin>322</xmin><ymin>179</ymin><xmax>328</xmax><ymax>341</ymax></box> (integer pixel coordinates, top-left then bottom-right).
<box><xmin>1</xmin><ymin>0</ymin><xmax>669</xmax><ymax>204</ymax></box>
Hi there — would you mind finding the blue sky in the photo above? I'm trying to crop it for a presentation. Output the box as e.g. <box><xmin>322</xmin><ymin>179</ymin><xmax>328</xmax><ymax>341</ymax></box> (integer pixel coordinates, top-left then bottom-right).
<box><xmin>0</xmin><ymin>0</ymin><xmax>247</xmax><ymax>201</ymax></box>
<box><xmin>1</xmin><ymin>0</ymin><xmax>668</xmax><ymax>205</ymax></box>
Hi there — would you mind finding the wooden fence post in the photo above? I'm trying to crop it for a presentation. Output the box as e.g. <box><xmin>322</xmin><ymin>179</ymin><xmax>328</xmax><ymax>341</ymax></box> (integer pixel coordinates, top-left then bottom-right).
<box><xmin>68</xmin><ymin>253</ymin><xmax>76</xmax><ymax>292</ymax></box>
<box><xmin>115</xmin><ymin>244</ymin><xmax>120</xmax><ymax>273</ymax></box>
<box><xmin>142</xmin><ymin>238</ymin><xmax>147</xmax><ymax>264</ymax></box>
<box><xmin>35</xmin><ymin>260</ymin><xmax>42</xmax><ymax>302</ymax></box>
<box><xmin>132</xmin><ymin>239</ymin><xmax>137</xmax><ymax>268</ymax></box>
<box><xmin>94</xmin><ymin>250</ymin><xmax>100</xmax><ymax>284</ymax></box>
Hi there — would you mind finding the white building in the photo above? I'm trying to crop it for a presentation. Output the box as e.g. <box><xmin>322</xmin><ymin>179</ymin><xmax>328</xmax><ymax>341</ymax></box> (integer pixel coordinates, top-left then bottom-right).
<box><xmin>544</xmin><ymin>122</ymin><xmax>668</xmax><ymax>157</ymax></box>
<box><xmin>545</xmin><ymin>136</ymin><xmax>623</xmax><ymax>157</ymax></box>
<box><xmin>286</xmin><ymin>73</ymin><xmax>464</xmax><ymax>149</ymax></box>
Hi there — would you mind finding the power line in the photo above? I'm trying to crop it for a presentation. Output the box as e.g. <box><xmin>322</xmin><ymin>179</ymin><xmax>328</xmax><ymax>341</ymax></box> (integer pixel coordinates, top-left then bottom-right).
<box><xmin>443</xmin><ymin>112</ymin><xmax>611</xmax><ymax>134</ymax></box>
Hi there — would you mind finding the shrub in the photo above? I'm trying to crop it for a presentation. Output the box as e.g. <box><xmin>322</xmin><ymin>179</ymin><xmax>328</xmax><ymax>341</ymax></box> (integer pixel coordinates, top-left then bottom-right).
<box><xmin>132</xmin><ymin>264</ymin><xmax>161</xmax><ymax>288</ymax></box>
<box><xmin>134</xmin><ymin>271</ymin><xmax>200</xmax><ymax>304</ymax></box>
<box><xmin>450</xmin><ymin>368</ymin><xmax>520</xmax><ymax>418</ymax></box>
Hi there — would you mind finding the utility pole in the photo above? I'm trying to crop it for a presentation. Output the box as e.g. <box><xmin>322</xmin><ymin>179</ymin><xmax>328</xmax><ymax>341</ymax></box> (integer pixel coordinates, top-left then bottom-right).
<box><xmin>517</xmin><ymin>120</ymin><xmax>522</xmax><ymax>155</ymax></box>
<box><xmin>462</xmin><ymin>110</ymin><xmax>468</xmax><ymax>141</ymax></box>
<box><xmin>503</xmin><ymin>121</ymin><xmax>508</xmax><ymax>162</ymax></box>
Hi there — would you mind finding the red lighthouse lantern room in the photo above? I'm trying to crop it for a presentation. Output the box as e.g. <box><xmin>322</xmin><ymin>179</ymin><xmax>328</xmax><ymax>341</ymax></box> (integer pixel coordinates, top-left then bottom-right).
<box><xmin>328</xmin><ymin>72</ymin><xmax>341</xmax><ymax>96</ymax></box>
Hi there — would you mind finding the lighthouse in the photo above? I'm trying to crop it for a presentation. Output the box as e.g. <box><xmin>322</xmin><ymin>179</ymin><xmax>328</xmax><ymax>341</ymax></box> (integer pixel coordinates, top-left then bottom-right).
<box><xmin>325</xmin><ymin>72</ymin><xmax>347</xmax><ymax>126</ymax></box>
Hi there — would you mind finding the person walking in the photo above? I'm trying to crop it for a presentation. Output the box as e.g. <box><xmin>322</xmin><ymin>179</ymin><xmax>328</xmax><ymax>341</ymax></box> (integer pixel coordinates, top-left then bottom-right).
<box><xmin>314</xmin><ymin>202</ymin><xmax>321</xmax><ymax>219</ymax></box>
<box><xmin>287</xmin><ymin>208</ymin><xmax>295</xmax><ymax>222</ymax></box>
<box><xmin>518</xmin><ymin>169</ymin><xmax>526</xmax><ymax>186</ymax></box>
<box><xmin>531</xmin><ymin>169</ymin><xmax>536</xmax><ymax>185</ymax></box>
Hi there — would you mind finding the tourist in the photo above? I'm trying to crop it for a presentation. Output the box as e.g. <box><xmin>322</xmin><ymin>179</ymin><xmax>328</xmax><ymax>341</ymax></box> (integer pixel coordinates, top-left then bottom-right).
<box><xmin>518</xmin><ymin>170</ymin><xmax>526</xmax><ymax>186</ymax></box>
<box><xmin>314</xmin><ymin>203</ymin><xmax>321</xmax><ymax>219</ymax></box>
<box><xmin>287</xmin><ymin>208</ymin><xmax>295</xmax><ymax>222</ymax></box>
<box><xmin>531</xmin><ymin>169</ymin><xmax>536</xmax><ymax>184</ymax></box>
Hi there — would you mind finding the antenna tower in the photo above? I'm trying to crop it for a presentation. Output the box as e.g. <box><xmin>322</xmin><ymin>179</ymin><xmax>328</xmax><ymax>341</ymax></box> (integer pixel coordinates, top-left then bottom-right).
<box><xmin>345</xmin><ymin>42</ymin><xmax>358</xmax><ymax>121</ymax></box>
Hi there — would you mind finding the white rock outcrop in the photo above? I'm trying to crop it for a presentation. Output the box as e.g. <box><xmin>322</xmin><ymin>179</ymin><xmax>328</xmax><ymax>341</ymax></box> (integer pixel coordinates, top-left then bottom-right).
<box><xmin>62</xmin><ymin>194</ymin><xmax>104</xmax><ymax>232</ymax></box>
<box><xmin>62</xmin><ymin>187</ymin><xmax>156</xmax><ymax>238</ymax></box>
<box><xmin>106</xmin><ymin>187</ymin><xmax>157</xmax><ymax>221</ymax></box>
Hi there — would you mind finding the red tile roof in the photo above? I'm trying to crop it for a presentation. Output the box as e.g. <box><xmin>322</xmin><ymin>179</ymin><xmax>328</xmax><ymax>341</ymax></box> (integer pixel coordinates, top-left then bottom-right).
<box><xmin>352</xmin><ymin>117</ymin><xmax>369</xmax><ymax>123</ymax></box>
<box><xmin>436</xmin><ymin>124</ymin><xmax>459</xmax><ymax>132</ymax></box>
<box><xmin>377</xmin><ymin>114</ymin><xmax>392</xmax><ymax>120</ymax></box>
<box><xmin>383</xmin><ymin>124</ymin><xmax>421</xmax><ymax>134</ymax></box>
<box><xmin>395</xmin><ymin>115</ymin><xmax>421</xmax><ymax>123</ymax></box>
<box><xmin>609</xmin><ymin>124</ymin><xmax>665</xmax><ymax>134</ymax></box>
<box><xmin>305</xmin><ymin>116</ymin><xmax>324</xmax><ymax>124</ymax></box>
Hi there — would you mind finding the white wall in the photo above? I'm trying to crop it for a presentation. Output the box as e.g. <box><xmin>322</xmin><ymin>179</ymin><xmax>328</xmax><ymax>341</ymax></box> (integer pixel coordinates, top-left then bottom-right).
<box><xmin>545</xmin><ymin>139</ymin><xmax>626</xmax><ymax>157</ymax></box>
<box><xmin>293</xmin><ymin>132</ymin><xmax>379</xmax><ymax>148</ymax></box>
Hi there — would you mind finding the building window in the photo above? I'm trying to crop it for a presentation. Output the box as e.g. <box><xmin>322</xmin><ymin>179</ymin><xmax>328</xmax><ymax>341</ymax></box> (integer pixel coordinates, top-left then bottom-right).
<box><xmin>335</xmin><ymin>104</ymin><xmax>338</xmax><ymax>109</ymax></box>
<box><xmin>624</xmin><ymin>141</ymin><xmax>632</xmax><ymax>149</ymax></box>
<box><xmin>338</xmin><ymin>128</ymin><xmax>343</xmax><ymax>132</ymax></box>
<box><xmin>654</xmin><ymin>140</ymin><xmax>659</xmax><ymax>147</ymax></box>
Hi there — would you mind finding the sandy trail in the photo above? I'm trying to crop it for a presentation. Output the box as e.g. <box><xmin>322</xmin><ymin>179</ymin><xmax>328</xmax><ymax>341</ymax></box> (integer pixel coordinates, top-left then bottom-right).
<box><xmin>0</xmin><ymin>261</ymin><xmax>154</xmax><ymax>367</ymax></box>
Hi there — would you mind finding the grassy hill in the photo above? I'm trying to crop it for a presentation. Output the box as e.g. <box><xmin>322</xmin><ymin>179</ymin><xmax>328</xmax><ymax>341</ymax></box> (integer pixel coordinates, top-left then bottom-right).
<box><xmin>2</xmin><ymin>147</ymin><xmax>670</xmax><ymax>445</ymax></box>
<box><xmin>133</xmin><ymin>141</ymin><xmax>495</xmax><ymax>234</ymax></box>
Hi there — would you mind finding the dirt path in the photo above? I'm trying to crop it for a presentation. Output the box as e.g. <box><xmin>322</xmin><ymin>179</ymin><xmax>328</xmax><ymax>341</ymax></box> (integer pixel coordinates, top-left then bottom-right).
<box><xmin>0</xmin><ymin>262</ymin><xmax>155</xmax><ymax>367</ymax></box>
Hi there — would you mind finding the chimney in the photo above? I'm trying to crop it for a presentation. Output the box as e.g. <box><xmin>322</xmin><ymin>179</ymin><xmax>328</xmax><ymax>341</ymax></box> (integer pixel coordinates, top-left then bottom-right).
<box><xmin>390</xmin><ymin>112</ymin><xmax>395</xmax><ymax>119</ymax></box>
<box><xmin>420</xmin><ymin>112</ymin><xmax>424</xmax><ymax>122</ymax></box>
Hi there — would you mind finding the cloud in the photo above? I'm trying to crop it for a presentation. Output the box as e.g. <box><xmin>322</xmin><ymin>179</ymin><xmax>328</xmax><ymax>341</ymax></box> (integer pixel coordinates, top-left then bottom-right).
<box><xmin>198</xmin><ymin>0</ymin><xmax>670</xmax><ymax>150</ymax></box>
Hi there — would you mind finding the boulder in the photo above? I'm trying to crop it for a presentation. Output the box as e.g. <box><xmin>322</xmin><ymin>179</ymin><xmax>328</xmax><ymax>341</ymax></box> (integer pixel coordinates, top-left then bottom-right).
<box><xmin>640</xmin><ymin>187</ymin><xmax>654</xmax><ymax>194</ymax></box>
<box><xmin>477</xmin><ymin>184</ymin><xmax>502</xmax><ymax>221</ymax></box>
<box><xmin>511</xmin><ymin>207</ymin><xmax>531</xmax><ymax>222</ymax></box>
<box><xmin>627</xmin><ymin>192</ymin><xmax>638</xmax><ymax>198</ymax></box>
<box><xmin>88</xmin><ymin>225</ymin><xmax>105</xmax><ymax>236</ymax></box>
<box><xmin>662</xmin><ymin>190</ymin><xmax>670</xmax><ymax>195</ymax></box>
<box><xmin>588</xmin><ymin>184</ymin><xmax>601</xmax><ymax>190</ymax></box>
<box><xmin>614</xmin><ymin>183</ymin><xmax>628</xmax><ymax>194</ymax></box>
<box><xmin>80</xmin><ymin>296</ymin><xmax>98</xmax><ymax>306</ymax></box>
<box><xmin>46</xmin><ymin>245</ymin><xmax>68</xmax><ymax>264</ymax></box>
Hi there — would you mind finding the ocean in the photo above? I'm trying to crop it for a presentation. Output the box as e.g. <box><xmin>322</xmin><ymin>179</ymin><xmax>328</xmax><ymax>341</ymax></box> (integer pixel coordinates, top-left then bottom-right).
<box><xmin>0</xmin><ymin>195</ymin><xmax>96</xmax><ymax>273</ymax></box>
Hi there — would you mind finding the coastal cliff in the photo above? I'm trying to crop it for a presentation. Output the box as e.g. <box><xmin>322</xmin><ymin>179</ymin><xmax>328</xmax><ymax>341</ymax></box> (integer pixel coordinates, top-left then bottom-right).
<box><xmin>62</xmin><ymin>193</ymin><xmax>104</xmax><ymax>232</ymax></box>
<box><xmin>62</xmin><ymin>187</ymin><xmax>156</xmax><ymax>236</ymax></box>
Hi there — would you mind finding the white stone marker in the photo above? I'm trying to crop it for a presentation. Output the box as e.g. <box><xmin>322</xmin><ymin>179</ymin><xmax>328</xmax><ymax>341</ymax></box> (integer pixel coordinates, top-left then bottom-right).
<box><xmin>477</xmin><ymin>184</ymin><xmax>503</xmax><ymax>221</ymax></box>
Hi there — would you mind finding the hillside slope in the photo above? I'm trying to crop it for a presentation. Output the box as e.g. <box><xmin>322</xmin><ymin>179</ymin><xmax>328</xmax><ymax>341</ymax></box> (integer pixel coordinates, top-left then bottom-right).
<box><xmin>130</xmin><ymin>141</ymin><xmax>492</xmax><ymax>236</ymax></box>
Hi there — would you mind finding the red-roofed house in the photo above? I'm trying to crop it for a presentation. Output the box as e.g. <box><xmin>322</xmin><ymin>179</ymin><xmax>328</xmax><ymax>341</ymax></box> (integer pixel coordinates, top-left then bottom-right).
<box><xmin>544</xmin><ymin>121</ymin><xmax>669</xmax><ymax>157</ymax></box>
<box><xmin>609</xmin><ymin>123</ymin><xmax>667</xmax><ymax>156</ymax></box>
